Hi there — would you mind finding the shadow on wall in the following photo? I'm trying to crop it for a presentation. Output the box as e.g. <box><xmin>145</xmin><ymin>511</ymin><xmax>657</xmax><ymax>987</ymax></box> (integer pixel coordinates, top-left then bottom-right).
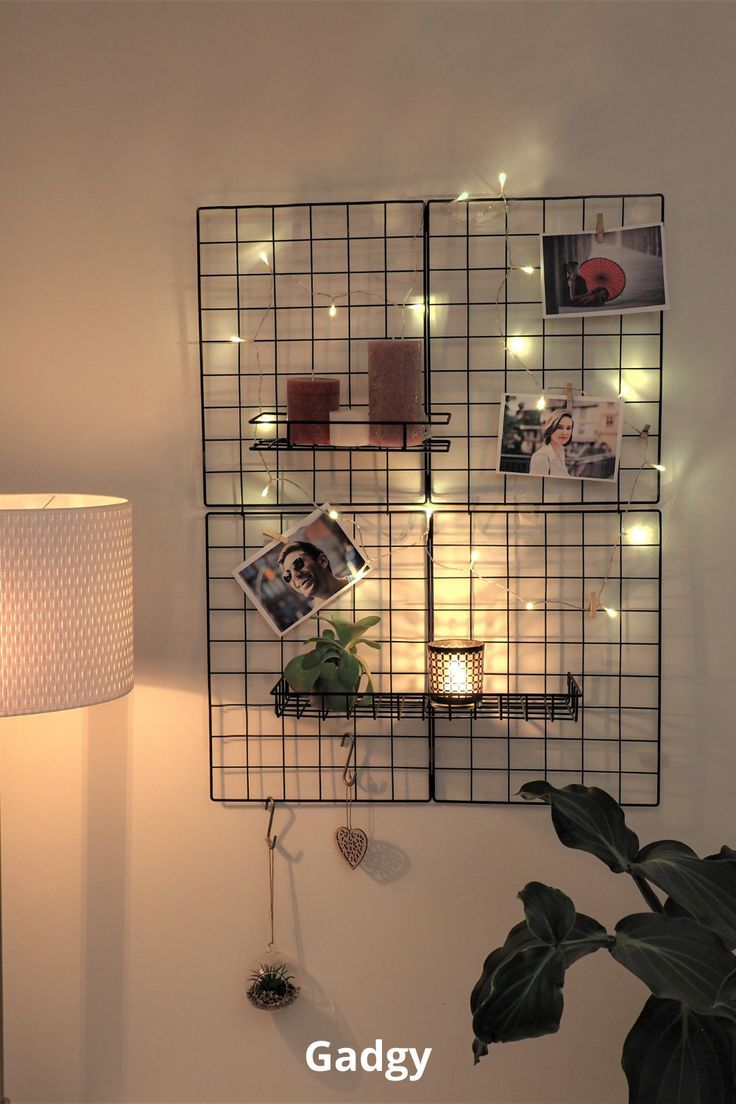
<box><xmin>271</xmin><ymin>964</ymin><xmax>364</xmax><ymax>1095</ymax></box>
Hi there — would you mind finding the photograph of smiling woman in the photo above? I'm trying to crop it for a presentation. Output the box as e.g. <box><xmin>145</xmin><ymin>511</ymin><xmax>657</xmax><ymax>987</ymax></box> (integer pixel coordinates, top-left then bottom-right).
<box><xmin>231</xmin><ymin>505</ymin><xmax>371</xmax><ymax>637</ymax></box>
<box><xmin>496</xmin><ymin>392</ymin><xmax>624</xmax><ymax>483</ymax></box>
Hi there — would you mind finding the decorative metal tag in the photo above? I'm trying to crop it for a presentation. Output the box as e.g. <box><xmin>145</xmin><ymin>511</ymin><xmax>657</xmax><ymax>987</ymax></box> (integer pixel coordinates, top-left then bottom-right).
<box><xmin>335</xmin><ymin>826</ymin><xmax>368</xmax><ymax>869</ymax></box>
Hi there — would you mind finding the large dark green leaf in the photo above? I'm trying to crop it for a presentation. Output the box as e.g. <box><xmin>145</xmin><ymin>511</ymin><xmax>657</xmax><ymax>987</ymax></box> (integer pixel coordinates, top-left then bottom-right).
<box><xmin>472</xmin><ymin>944</ymin><xmax>565</xmax><ymax>1045</ymax></box>
<box><xmin>471</xmin><ymin>921</ymin><xmax>540</xmax><ymax>1015</ymax></box>
<box><xmin>622</xmin><ymin>996</ymin><xmax>736</xmax><ymax>1104</ymax></box>
<box><xmin>519</xmin><ymin>781</ymin><xmax>640</xmax><ymax>873</ymax></box>
<box><xmin>471</xmin><ymin>912</ymin><xmax>608</xmax><ymax>1021</ymax></box>
<box><xmin>472</xmin><ymin>892</ymin><xmax>608</xmax><ymax>1059</ymax></box>
<box><xmin>518</xmin><ymin>882</ymin><xmax>576</xmax><ymax>945</ymax></box>
<box><xmin>611</xmin><ymin>914</ymin><xmax>736</xmax><ymax>1020</ymax></box>
<box><xmin>635</xmin><ymin>841</ymin><xmax>736</xmax><ymax>950</ymax></box>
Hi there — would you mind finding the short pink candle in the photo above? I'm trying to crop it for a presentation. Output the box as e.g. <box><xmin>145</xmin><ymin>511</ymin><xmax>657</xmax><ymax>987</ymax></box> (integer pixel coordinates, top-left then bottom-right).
<box><xmin>287</xmin><ymin>377</ymin><xmax>340</xmax><ymax>445</ymax></box>
<box><xmin>368</xmin><ymin>340</ymin><xmax>424</xmax><ymax>447</ymax></box>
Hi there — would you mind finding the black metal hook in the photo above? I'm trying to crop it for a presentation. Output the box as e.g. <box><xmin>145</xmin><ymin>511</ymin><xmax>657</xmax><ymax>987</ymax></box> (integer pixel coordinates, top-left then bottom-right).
<box><xmin>264</xmin><ymin>796</ymin><xmax>277</xmax><ymax>849</ymax></box>
<box><xmin>341</xmin><ymin>734</ymin><xmax>357</xmax><ymax>787</ymax></box>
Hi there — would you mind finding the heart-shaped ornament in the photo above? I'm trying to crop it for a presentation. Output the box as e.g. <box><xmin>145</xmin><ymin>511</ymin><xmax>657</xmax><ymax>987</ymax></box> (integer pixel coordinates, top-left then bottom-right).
<box><xmin>336</xmin><ymin>826</ymin><xmax>368</xmax><ymax>869</ymax></box>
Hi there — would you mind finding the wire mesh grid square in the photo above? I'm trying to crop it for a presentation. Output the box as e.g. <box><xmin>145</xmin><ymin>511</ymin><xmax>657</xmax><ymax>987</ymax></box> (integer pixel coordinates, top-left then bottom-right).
<box><xmin>198</xmin><ymin>201</ymin><xmax>430</xmax><ymax>509</ymax></box>
<box><xmin>430</xmin><ymin>509</ymin><xmax>661</xmax><ymax>806</ymax></box>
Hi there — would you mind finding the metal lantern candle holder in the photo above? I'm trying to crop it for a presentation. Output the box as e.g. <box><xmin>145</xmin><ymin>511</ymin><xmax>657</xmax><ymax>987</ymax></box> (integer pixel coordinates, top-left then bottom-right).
<box><xmin>427</xmin><ymin>639</ymin><xmax>485</xmax><ymax>705</ymax></box>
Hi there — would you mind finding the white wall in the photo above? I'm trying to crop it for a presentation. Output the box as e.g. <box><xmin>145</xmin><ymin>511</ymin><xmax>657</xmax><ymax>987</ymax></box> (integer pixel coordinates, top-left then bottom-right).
<box><xmin>2</xmin><ymin>2</ymin><xmax>734</xmax><ymax>1101</ymax></box>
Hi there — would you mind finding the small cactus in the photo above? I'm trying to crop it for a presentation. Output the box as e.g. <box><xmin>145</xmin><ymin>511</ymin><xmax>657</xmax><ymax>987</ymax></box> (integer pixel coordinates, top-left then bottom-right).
<box><xmin>247</xmin><ymin>962</ymin><xmax>299</xmax><ymax>1010</ymax></box>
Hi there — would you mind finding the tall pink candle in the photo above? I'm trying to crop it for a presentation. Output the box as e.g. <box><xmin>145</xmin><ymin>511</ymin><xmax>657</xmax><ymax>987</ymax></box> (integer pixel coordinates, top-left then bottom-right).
<box><xmin>287</xmin><ymin>377</ymin><xmax>340</xmax><ymax>445</ymax></box>
<box><xmin>368</xmin><ymin>340</ymin><xmax>424</xmax><ymax>447</ymax></box>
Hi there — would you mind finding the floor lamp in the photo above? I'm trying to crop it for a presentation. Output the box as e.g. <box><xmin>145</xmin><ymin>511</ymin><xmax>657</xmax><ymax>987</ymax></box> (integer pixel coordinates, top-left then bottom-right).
<box><xmin>0</xmin><ymin>494</ymin><xmax>134</xmax><ymax>1103</ymax></box>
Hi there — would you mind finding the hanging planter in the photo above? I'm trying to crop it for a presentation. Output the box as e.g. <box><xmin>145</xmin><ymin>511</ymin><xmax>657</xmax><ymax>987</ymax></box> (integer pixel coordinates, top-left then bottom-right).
<box><xmin>247</xmin><ymin>961</ymin><xmax>300</xmax><ymax>1011</ymax></box>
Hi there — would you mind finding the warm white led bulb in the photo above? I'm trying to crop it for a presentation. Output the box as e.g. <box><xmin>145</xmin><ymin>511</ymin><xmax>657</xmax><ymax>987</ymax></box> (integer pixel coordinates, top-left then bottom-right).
<box><xmin>455</xmin><ymin>191</ymin><xmax>469</xmax><ymax>203</ymax></box>
<box><xmin>259</xmin><ymin>252</ymin><xmax>270</xmax><ymax>266</ymax></box>
<box><xmin>229</xmin><ymin>335</ymin><xmax>245</xmax><ymax>343</ymax></box>
<box><xmin>498</xmin><ymin>172</ymin><xmax>507</xmax><ymax>189</ymax></box>
<box><xmin>605</xmin><ymin>607</ymin><xmax>618</xmax><ymax>619</ymax></box>
<box><xmin>525</xmin><ymin>602</ymin><xmax>535</xmax><ymax>611</ymax></box>
<box><xmin>261</xmin><ymin>483</ymin><xmax>270</xmax><ymax>499</ymax></box>
<box><xmin>470</xmin><ymin>550</ymin><xmax>479</xmax><ymax>564</ymax></box>
<box><xmin>627</xmin><ymin>525</ymin><xmax>653</xmax><ymax>545</ymax></box>
<box><xmin>328</xmin><ymin>509</ymin><xmax>339</xmax><ymax>520</ymax></box>
<box><xmin>520</xmin><ymin>266</ymin><xmax>535</xmax><ymax>275</ymax></box>
<box><xmin>507</xmin><ymin>336</ymin><xmax>530</xmax><ymax>357</ymax></box>
<box><xmin>652</xmin><ymin>463</ymin><xmax>666</xmax><ymax>472</ymax></box>
<box><xmin>536</xmin><ymin>396</ymin><xmax>546</xmax><ymax>411</ymax></box>
<box><xmin>328</xmin><ymin>303</ymin><xmax>337</xmax><ymax>318</ymax></box>
<box><xmin>423</xmin><ymin>505</ymin><xmax>434</xmax><ymax>521</ymax></box>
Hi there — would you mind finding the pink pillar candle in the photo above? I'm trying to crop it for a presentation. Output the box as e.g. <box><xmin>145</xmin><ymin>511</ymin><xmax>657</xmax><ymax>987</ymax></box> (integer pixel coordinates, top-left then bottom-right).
<box><xmin>368</xmin><ymin>340</ymin><xmax>425</xmax><ymax>447</ymax></box>
<box><xmin>286</xmin><ymin>376</ymin><xmax>340</xmax><ymax>445</ymax></box>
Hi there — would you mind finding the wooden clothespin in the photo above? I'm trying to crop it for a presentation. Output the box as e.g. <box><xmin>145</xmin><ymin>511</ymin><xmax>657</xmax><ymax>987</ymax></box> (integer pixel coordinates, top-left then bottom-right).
<box><xmin>595</xmin><ymin>213</ymin><xmax>605</xmax><ymax>243</ymax></box>
<box><xmin>639</xmin><ymin>424</ymin><xmax>651</xmax><ymax>441</ymax></box>
<box><xmin>588</xmin><ymin>591</ymin><xmax>599</xmax><ymax>619</ymax></box>
<box><xmin>565</xmin><ymin>383</ymin><xmax>574</xmax><ymax>413</ymax></box>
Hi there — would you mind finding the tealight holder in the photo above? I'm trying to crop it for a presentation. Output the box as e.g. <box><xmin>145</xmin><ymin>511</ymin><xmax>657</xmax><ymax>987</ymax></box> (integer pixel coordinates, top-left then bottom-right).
<box><xmin>427</xmin><ymin>639</ymin><xmax>485</xmax><ymax>705</ymax></box>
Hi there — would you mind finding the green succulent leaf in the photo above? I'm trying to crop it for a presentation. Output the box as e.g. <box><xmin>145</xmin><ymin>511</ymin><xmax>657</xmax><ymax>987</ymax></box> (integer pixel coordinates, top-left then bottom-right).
<box><xmin>518</xmin><ymin>882</ymin><xmax>577</xmax><ymax>946</ymax></box>
<box><xmin>326</xmin><ymin>616</ymin><xmax>355</xmax><ymax>647</ymax></box>
<box><xmin>361</xmin><ymin>639</ymin><xmax>381</xmax><ymax>650</ymax></box>
<box><xmin>354</xmin><ymin>615</ymin><xmax>381</xmax><ymax>630</ymax></box>
<box><xmin>622</xmin><ymin>996</ymin><xmax>736</xmax><ymax>1104</ymax></box>
<box><xmin>519</xmin><ymin>781</ymin><xmax>640</xmax><ymax>873</ymax></box>
<box><xmin>283</xmin><ymin>655</ymin><xmax>322</xmax><ymax>693</ymax></box>
<box><xmin>302</xmin><ymin>643</ymin><xmax>339</xmax><ymax>670</ymax></box>
<box><xmin>610</xmin><ymin>913</ymin><xmax>736</xmax><ymax>1020</ymax></box>
<box><xmin>633</xmin><ymin>840</ymin><xmax>736</xmax><ymax>950</ymax></box>
<box><xmin>337</xmin><ymin>650</ymin><xmax>361</xmax><ymax>691</ymax></box>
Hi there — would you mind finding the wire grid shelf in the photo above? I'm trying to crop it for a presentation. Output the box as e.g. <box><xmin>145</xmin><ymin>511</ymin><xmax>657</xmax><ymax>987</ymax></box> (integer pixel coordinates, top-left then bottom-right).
<box><xmin>198</xmin><ymin>194</ymin><xmax>664</xmax><ymax>512</ymax></box>
<box><xmin>206</xmin><ymin>508</ymin><xmax>660</xmax><ymax>806</ymax></box>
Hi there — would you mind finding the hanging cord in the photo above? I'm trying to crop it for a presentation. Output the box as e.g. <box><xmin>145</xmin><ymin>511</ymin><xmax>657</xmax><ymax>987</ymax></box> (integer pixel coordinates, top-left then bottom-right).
<box><xmin>341</xmin><ymin>734</ymin><xmax>357</xmax><ymax>829</ymax></box>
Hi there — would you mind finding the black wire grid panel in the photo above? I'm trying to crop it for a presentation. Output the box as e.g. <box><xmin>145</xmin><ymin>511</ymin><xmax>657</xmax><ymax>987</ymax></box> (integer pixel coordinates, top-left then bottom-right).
<box><xmin>198</xmin><ymin>195</ymin><xmax>663</xmax><ymax>511</ymax></box>
<box><xmin>207</xmin><ymin>508</ymin><xmax>661</xmax><ymax>806</ymax></box>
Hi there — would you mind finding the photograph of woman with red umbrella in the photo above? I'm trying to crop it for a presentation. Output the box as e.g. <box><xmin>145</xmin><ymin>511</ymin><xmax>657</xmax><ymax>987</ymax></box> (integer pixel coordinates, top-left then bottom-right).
<box><xmin>541</xmin><ymin>223</ymin><xmax>668</xmax><ymax>318</ymax></box>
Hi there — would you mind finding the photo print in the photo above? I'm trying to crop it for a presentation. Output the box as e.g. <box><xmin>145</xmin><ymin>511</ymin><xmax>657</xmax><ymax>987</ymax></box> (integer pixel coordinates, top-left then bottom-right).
<box><xmin>232</xmin><ymin>505</ymin><xmax>371</xmax><ymax>637</ymax></box>
<box><xmin>541</xmin><ymin>223</ymin><xmax>668</xmax><ymax>318</ymax></box>
<box><xmin>496</xmin><ymin>393</ymin><xmax>624</xmax><ymax>483</ymax></box>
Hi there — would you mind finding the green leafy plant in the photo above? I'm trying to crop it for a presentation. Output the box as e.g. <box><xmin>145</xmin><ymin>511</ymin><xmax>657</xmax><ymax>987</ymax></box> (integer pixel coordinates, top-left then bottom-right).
<box><xmin>247</xmin><ymin>962</ymin><xmax>299</xmax><ymax>1010</ymax></box>
<box><xmin>471</xmin><ymin>781</ymin><xmax>736</xmax><ymax>1102</ymax></box>
<box><xmin>283</xmin><ymin>613</ymin><xmax>381</xmax><ymax>713</ymax></box>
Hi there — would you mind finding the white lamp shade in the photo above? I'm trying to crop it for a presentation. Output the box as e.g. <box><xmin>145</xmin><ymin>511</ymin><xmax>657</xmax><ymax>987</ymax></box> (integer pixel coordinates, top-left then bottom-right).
<box><xmin>0</xmin><ymin>494</ymin><xmax>133</xmax><ymax>717</ymax></box>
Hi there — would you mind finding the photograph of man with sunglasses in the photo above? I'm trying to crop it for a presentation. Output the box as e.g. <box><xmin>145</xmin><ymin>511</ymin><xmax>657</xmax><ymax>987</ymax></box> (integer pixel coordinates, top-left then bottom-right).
<box><xmin>231</xmin><ymin>504</ymin><xmax>370</xmax><ymax>637</ymax></box>
<box><xmin>277</xmin><ymin>541</ymin><xmax>347</xmax><ymax>603</ymax></box>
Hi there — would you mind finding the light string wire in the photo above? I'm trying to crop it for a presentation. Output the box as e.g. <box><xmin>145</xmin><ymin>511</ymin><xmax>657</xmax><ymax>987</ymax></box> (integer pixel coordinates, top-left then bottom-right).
<box><xmin>243</xmin><ymin>177</ymin><xmax>662</xmax><ymax>620</ymax></box>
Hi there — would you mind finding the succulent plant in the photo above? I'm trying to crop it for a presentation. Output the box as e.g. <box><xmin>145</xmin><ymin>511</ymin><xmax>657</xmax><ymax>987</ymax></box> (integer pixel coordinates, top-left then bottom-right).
<box><xmin>247</xmin><ymin>962</ymin><xmax>299</xmax><ymax>1010</ymax></box>
<box><xmin>284</xmin><ymin>614</ymin><xmax>380</xmax><ymax>713</ymax></box>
